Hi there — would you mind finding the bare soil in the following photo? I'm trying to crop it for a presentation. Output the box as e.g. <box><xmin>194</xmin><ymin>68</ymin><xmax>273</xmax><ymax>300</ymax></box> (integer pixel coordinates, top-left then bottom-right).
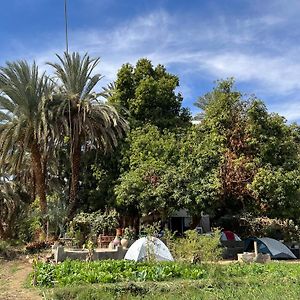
<box><xmin>0</xmin><ymin>258</ymin><xmax>41</xmax><ymax>300</ymax></box>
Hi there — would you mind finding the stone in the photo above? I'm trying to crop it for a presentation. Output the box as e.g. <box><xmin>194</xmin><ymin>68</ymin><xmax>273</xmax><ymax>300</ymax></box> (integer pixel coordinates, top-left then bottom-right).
<box><xmin>254</xmin><ymin>253</ymin><xmax>271</xmax><ymax>263</ymax></box>
<box><xmin>238</xmin><ymin>252</ymin><xmax>255</xmax><ymax>263</ymax></box>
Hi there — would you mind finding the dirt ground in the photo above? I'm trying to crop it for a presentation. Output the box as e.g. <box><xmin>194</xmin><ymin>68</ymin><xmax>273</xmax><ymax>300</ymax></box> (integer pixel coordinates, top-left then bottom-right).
<box><xmin>0</xmin><ymin>258</ymin><xmax>41</xmax><ymax>300</ymax></box>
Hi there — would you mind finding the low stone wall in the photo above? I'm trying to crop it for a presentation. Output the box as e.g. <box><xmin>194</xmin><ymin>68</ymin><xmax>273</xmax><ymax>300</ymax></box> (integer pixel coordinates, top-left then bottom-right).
<box><xmin>53</xmin><ymin>246</ymin><xmax>128</xmax><ymax>263</ymax></box>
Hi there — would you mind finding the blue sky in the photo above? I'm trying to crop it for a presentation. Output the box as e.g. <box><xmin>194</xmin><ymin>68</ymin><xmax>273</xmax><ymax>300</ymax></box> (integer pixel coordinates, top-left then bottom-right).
<box><xmin>1</xmin><ymin>0</ymin><xmax>300</xmax><ymax>121</ymax></box>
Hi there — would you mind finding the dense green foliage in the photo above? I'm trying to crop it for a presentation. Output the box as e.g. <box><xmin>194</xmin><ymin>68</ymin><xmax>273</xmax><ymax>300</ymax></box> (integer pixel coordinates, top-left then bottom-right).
<box><xmin>33</xmin><ymin>260</ymin><xmax>209</xmax><ymax>287</ymax></box>
<box><xmin>33</xmin><ymin>260</ymin><xmax>300</xmax><ymax>288</ymax></box>
<box><xmin>68</xmin><ymin>209</ymin><xmax>119</xmax><ymax>245</ymax></box>
<box><xmin>36</xmin><ymin>261</ymin><xmax>300</xmax><ymax>300</ymax></box>
<box><xmin>115</xmin><ymin>125</ymin><xmax>182</xmax><ymax>218</ymax></box>
<box><xmin>114</xmin><ymin>79</ymin><xmax>300</xmax><ymax>221</ymax></box>
<box><xmin>108</xmin><ymin>58</ymin><xmax>191</xmax><ymax>129</ymax></box>
<box><xmin>185</xmin><ymin>79</ymin><xmax>300</xmax><ymax>218</ymax></box>
<box><xmin>0</xmin><ymin>53</ymin><xmax>300</xmax><ymax>241</ymax></box>
<box><xmin>171</xmin><ymin>230</ymin><xmax>222</xmax><ymax>263</ymax></box>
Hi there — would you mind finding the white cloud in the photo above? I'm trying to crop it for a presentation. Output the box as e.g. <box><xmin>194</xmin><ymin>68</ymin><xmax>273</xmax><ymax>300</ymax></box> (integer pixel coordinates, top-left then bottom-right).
<box><xmin>3</xmin><ymin>7</ymin><xmax>300</xmax><ymax>121</ymax></box>
<box><xmin>199</xmin><ymin>52</ymin><xmax>300</xmax><ymax>94</ymax></box>
<box><xmin>269</xmin><ymin>101</ymin><xmax>300</xmax><ymax>122</ymax></box>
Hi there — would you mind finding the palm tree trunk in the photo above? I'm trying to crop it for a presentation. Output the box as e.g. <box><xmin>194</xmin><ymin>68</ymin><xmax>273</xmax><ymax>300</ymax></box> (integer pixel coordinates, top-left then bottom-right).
<box><xmin>31</xmin><ymin>141</ymin><xmax>47</xmax><ymax>215</ymax></box>
<box><xmin>68</xmin><ymin>139</ymin><xmax>81</xmax><ymax>219</ymax></box>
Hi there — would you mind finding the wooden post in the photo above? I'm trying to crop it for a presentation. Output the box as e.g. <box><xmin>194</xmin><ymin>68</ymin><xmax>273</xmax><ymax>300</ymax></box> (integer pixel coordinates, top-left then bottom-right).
<box><xmin>254</xmin><ymin>240</ymin><xmax>258</xmax><ymax>256</ymax></box>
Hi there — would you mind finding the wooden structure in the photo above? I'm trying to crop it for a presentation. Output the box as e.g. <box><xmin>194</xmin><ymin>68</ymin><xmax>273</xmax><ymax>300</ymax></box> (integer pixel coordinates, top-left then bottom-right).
<box><xmin>97</xmin><ymin>235</ymin><xmax>115</xmax><ymax>248</ymax></box>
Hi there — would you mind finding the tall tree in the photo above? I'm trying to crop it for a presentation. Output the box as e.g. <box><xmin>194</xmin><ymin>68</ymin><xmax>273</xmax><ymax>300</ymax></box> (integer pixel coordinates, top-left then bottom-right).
<box><xmin>48</xmin><ymin>52</ymin><xmax>128</xmax><ymax>218</ymax></box>
<box><xmin>189</xmin><ymin>79</ymin><xmax>300</xmax><ymax>218</ymax></box>
<box><xmin>0</xmin><ymin>61</ymin><xmax>52</xmax><ymax>215</ymax></box>
<box><xmin>108</xmin><ymin>58</ymin><xmax>190</xmax><ymax>129</ymax></box>
<box><xmin>109</xmin><ymin>59</ymin><xmax>191</xmax><ymax>220</ymax></box>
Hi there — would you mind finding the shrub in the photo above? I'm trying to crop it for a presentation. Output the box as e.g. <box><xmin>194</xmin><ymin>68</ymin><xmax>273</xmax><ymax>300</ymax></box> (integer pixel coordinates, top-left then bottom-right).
<box><xmin>239</xmin><ymin>214</ymin><xmax>300</xmax><ymax>241</ymax></box>
<box><xmin>25</xmin><ymin>240</ymin><xmax>52</xmax><ymax>253</ymax></box>
<box><xmin>171</xmin><ymin>229</ymin><xmax>222</xmax><ymax>263</ymax></box>
<box><xmin>0</xmin><ymin>240</ymin><xmax>13</xmax><ymax>259</ymax></box>
<box><xmin>68</xmin><ymin>209</ymin><xmax>119</xmax><ymax>246</ymax></box>
<box><xmin>139</xmin><ymin>222</ymin><xmax>161</xmax><ymax>237</ymax></box>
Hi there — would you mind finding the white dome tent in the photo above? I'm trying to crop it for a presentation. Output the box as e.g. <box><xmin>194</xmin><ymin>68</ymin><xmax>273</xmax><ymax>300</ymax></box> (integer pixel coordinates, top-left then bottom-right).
<box><xmin>124</xmin><ymin>237</ymin><xmax>174</xmax><ymax>262</ymax></box>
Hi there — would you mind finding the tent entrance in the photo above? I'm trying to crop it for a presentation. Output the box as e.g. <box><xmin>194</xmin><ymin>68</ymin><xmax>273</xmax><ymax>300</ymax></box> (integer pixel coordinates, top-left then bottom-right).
<box><xmin>170</xmin><ymin>217</ymin><xmax>184</xmax><ymax>235</ymax></box>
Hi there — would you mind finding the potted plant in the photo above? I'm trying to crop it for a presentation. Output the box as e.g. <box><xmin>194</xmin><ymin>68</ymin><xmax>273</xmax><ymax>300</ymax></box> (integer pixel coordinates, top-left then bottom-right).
<box><xmin>116</xmin><ymin>227</ymin><xmax>123</xmax><ymax>237</ymax></box>
<box><xmin>92</xmin><ymin>209</ymin><xmax>119</xmax><ymax>248</ymax></box>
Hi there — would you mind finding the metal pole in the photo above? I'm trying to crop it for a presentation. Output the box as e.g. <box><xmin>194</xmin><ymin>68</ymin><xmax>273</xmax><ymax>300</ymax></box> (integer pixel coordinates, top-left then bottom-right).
<box><xmin>64</xmin><ymin>0</ymin><xmax>69</xmax><ymax>53</ymax></box>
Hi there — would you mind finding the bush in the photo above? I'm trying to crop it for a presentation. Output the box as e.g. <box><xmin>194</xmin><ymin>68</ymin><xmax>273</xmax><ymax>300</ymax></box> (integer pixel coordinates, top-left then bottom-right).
<box><xmin>171</xmin><ymin>229</ymin><xmax>222</xmax><ymax>263</ymax></box>
<box><xmin>25</xmin><ymin>240</ymin><xmax>52</xmax><ymax>253</ymax></box>
<box><xmin>68</xmin><ymin>209</ymin><xmax>119</xmax><ymax>246</ymax></box>
<box><xmin>0</xmin><ymin>240</ymin><xmax>12</xmax><ymax>259</ymax></box>
<box><xmin>239</xmin><ymin>215</ymin><xmax>300</xmax><ymax>241</ymax></box>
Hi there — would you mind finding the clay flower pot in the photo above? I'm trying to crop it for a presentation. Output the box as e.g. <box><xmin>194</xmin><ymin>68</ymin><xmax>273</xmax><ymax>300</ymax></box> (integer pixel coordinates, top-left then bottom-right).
<box><xmin>116</xmin><ymin>228</ymin><xmax>122</xmax><ymax>236</ymax></box>
<box><xmin>121</xmin><ymin>238</ymin><xmax>129</xmax><ymax>249</ymax></box>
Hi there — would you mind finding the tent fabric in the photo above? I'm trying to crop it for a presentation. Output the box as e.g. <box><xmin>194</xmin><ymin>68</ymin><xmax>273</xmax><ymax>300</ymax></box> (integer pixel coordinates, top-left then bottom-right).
<box><xmin>245</xmin><ymin>237</ymin><xmax>296</xmax><ymax>259</ymax></box>
<box><xmin>124</xmin><ymin>237</ymin><xmax>174</xmax><ymax>262</ymax></box>
<box><xmin>220</xmin><ymin>231</ymin><xmax>242</xmax><ymax>241</ymax></box>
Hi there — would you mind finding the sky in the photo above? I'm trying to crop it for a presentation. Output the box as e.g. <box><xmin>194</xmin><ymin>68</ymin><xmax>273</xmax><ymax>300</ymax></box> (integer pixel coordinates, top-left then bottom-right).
<box><xmin>1</xmin><ymin>0</ymin><xmax>300</xmax><ymax>121</ymax></box>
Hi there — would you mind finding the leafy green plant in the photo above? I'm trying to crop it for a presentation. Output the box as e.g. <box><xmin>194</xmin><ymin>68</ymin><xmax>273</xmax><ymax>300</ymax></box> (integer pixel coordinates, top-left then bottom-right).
<box><xmin>172</xmin><ymin>229</ymin><xmax>222</xmax><ymax>263</ymax></box>
<box><xmin>123</xmin><ymin>227</ymin><xmax>135</xmax><ymax>240</ymax></box>
<box><xmin>91</xmin><ymin>209</ymin><xmax>119</xmax><ymax>235</ymax></box>
<box><xmin>0</xmin><ymin>240</ymin><xmax>16</xmax><ymax>259</ymax></box>
<box><xmin>68</xmin><ymin>209</ymin><xmax>119</xmax><ymax>247</ymax></box>
<box><xmin>32</xmin><ymin>260</ymin><xmax>211</xmax><ymax>287</ymax></box>
<box><xmin>140</xmin><ymin>221</ymin><xmax>161</xmax><ymax>237</ymax></box>
<box><xmin>33</xmin><ymin>259</ymin><xmax>300</xmax><ymax>294</ymax></box>
<box><xmin>239</xmin><ymin>214</ymin><xmax>300</xmax><ymax>242</ymax></box>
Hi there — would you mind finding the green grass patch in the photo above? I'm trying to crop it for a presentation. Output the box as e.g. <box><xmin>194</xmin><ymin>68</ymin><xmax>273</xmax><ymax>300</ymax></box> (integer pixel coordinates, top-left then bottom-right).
<box><xmin>43</xmin><ymin>279</ymin><xmax>300</xmax><ymax>300</ymax></box>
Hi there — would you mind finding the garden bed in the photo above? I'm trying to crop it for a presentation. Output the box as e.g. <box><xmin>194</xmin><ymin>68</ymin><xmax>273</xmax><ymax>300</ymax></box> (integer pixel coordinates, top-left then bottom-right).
<box><xmin>32</xmin><ymin>259</ymin><xmax>300</xmax><ymax>287</ymax></box>
<box><xmin>32</xmin><ymin>260</ymin><xmax>300</xmax><ymax>300</ymax></box>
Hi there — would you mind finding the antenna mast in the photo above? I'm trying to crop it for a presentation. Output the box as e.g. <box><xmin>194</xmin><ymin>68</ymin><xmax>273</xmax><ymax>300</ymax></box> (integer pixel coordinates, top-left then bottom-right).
<box><xmin>64</xmin><ymin>0</ymin><xmax>69</xmax><ymax>53</ymax></box>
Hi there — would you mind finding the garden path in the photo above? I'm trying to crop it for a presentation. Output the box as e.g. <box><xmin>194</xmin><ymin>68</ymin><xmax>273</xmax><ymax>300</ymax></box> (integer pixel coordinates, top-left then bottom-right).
<box><xmin>0</xmin><ymin>258</ymin><xmax>41</xmax><ymax>300</ymax></box>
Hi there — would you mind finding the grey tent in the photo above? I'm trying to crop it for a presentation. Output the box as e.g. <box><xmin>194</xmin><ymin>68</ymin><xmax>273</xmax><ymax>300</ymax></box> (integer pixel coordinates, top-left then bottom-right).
<box><xmin>245</xmin><ymin>237</ymin><xmax>296</xmax><ymax>259</ymax></box>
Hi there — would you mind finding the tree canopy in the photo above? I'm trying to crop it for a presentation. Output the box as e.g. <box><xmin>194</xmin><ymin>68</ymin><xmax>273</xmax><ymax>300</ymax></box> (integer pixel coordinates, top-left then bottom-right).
<box><xmin>0</xmin><ymin>55</ymin><xmax>300</xmax><ymax>241</ymax></box>
<box><xmin>108</xmin><ymin>58</ymin><xmax>191</xmax><ymax>129</ymax></box>
<box><xmin>0</xmin><ymin>61</ymin><xmax>53</xmax><ymax>215</ymax></box>
<box><xmin>190</xmin><ymin>79</ymin><xmax>300</xmax><ymax>217</ymax></box>
<box><xmin>48</xmin><ymin>52</ymin><xmax>128</xmax><ymax>218</ymax></box>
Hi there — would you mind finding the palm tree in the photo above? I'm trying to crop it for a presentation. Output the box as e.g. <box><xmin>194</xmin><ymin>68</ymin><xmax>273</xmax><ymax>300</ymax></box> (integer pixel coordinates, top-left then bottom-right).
<box><xmin>48</xmin><ymin>52</ymin><xmax>128</xmax><ymax>219</ymax></box>
<box><xmin>0</xmin><ymin>61</ymin><xmax>52</xmax><ymax>215</ymax></box>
